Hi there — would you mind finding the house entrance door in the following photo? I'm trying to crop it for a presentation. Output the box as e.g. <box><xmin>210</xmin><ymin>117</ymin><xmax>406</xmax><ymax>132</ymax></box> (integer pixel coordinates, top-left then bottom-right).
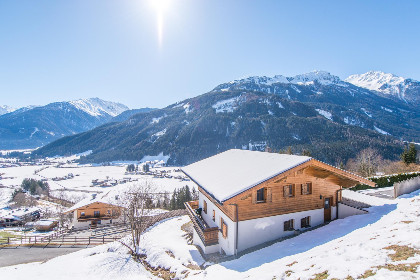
<box><xmin>324</xmin><ymin>197</ymin><xmax>332</xmax><ymax>222</ymax></box>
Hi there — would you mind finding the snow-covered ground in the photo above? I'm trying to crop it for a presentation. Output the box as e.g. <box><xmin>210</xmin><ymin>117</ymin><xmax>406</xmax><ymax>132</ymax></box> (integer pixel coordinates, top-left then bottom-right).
<box><xmin>1</xmin><ymin>190</ymin><xmax>419</xmax><ymax>279</ymax></box>
<box><xmin>0</xmin><ymin>154</ymin><xmax>197</xmax><ymax>207</ymax></box>
<box><xmin>0</xmin><ymin>216</ymin><xmax>203</xmax><ymax>280</ymax></box>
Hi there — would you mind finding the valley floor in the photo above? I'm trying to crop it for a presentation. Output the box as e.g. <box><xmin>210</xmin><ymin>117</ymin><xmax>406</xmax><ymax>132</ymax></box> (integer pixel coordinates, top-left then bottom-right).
<box><xmin>0</xmin><ymin>190</ymin><xmax>419</xmax><ymax>279</ymax></box>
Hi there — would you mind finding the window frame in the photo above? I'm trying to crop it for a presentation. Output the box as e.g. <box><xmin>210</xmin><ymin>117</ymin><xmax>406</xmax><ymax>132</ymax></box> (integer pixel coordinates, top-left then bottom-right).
<box><xmin>203</xmin><ymin>200</ymin><xmax>207</xmax><ymax>214</ymax></box>
<box><xmin>283</xmin><ymin>185</ymin><xmax>295</xmax><ymax>197</ymax></box>
<box><xmin>301</xmin><ymin>182</ymin><xmax>312</xmax><ymax>195</ymax></box>
<box><xmin>94</xmin><ymin>211</ymin><xmax>100</xmax><ymax>217</ymax></box>
<box><xmin>220</xmin><ymin>217</ymin><xmax>228</xmax><ymax>239</ymax></box>
<box><xmin>284</xmin><ymin>219</ymin><xmax>294</xmax><ymax>231</ymax></box>
<box><xmin>256</xmin><ymin>187</ymin><xmax>266</xmax><ymax>203</ymax></box>
<box><xmin>301</xmin><ymin>216</ymin><xmax>311</xmax><ymax>228</ymax></box>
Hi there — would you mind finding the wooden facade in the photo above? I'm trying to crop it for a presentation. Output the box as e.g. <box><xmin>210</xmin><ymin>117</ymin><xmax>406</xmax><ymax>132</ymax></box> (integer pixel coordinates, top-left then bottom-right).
<box><xmin>68</xmin><ymin>202</ymin><xmax>122</xmax><ymax>221</ymax></box>
<box><xmin>198</xmin><ymin>159</ymin><xmax>375</xmax><ymax>222</ymax></box>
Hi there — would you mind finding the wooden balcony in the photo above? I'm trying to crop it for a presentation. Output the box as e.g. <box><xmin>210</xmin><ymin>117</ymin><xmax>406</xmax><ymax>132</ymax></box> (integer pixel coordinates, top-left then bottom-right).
<box><xmin>77</xmin><ymin>214</ymin><xmax>114</xmax><ymax>221</ymax></box>
<box><xmin>185</xmin><ymin>200</ymin><xmax>219</xmax><ymax>246</ymax></box>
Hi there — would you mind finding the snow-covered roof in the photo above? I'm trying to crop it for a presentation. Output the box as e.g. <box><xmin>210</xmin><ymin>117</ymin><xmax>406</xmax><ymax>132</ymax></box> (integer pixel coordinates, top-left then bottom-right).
<box><xmin>65</xmin><ymin>192</ymin><xmax>123</xmax><ymax>213</ymax></box>
<box><xmin>182</xmin><ymin>149</ymin><xmax>312</xmax><ymax>202</ymax></box>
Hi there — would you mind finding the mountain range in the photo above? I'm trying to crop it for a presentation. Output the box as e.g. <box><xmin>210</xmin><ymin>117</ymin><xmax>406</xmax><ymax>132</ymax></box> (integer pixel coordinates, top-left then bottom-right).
<box><xmin>34</xmin><ymin>70</ymin><xmax>419</xmax><ymax>165</ymax></box>
<box><xmin>0</xmin><ymin>98</ymin><xmax>131</xmax><ymax>149</ymax></box>
<box><xmin>0</xmin><ymin>105</ymin><xmax>16</xmax><ymax>116</ymax></box>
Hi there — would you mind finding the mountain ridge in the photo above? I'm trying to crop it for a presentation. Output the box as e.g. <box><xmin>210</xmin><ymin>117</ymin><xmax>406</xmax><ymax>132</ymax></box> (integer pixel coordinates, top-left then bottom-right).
<box><xmin>0</xmin><ymin>98</ymin><xmax>131</xmax><ymax>149</ymax></box>
<box><xmin>34</xmin><ymin>70</ymin><xmax>419</xmax><ymax>165</ymax></box>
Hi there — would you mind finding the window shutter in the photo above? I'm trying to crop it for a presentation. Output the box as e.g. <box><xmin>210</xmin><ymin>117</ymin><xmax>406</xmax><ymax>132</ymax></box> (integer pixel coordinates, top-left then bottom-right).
<box><xmin>292</xmin><ymin>184</ymin><xmax>296</xmax><ymax>196</ymax></box>
<box><xmin>308</xmin><ymin>182</ymin><xmax>312</xmax><ymax>194</ymax></box>
<box><xmin>292</xmin><ymin>219</ymin><xmax>294</xmax><ymax>229</ymax></box>
<box><xmin>267</xmin><ymin>187</ymin><xmax>272</xmax><ymax>202</ymax></box>
<box><xmin>301</xmin><ymin>184</ymin><xmax>304</xmax><ymax>195</ymax></box>
<box><xmin>283</xmin><ymin>186</ymin><xmax>287</xmax><ymax>197</ymax></box>
<box><xmin>252</xmin><ymin>190</ymin><xmax>257</xmax><ymax>204</ymax></box>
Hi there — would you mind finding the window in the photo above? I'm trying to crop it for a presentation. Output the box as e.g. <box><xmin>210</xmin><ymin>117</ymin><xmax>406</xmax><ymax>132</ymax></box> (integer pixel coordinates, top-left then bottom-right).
<box><xmin>212</xmin><ymin>210</ymin><xmax>215</xmax><ymax>221</ymax></box>
<box><xmin>301</xmin><ymin>216</ymin><xmax>311</xmax><ymax>228</ymax></box>
<box><xmin>283</xmin><ymin>185</ymin><xmax>295</xmax><ymax>197</ymax></box>
<box><xmin>301</xmin><ymin>182</ymin><xmax>312</xmax><ymax>195</ymax></box>
<box><xmin>256</xmin><ymin>187</ymin><xmax>265</xmax><ymax>202</ymax></box>
<box><xmin>80</xmin><ymin>212</ymin><xmax>85</xmax><ymax>217</ymax></box>
<box><xmin>284</xmin><ymin>219</ymin><xmax>294</xmax><ymax>231</ymax></box>
<box><xmin>220</xmin><ymin>217</ymin><xmax>228</xmax><ymax>238</ymax></box>
<box><xmin>94</xmin><ymin>211</ymin><xmax>100</xmax><ymax>217</ymax></box>
<box><xmin>203</xmin><ymin>200</ymin><xmax>207</xmax><ymax>214</ymax></box>
<box><xmin>107</xmin><ymin>210</ymin><xmax>111</xmax><ymax>215</ymax></box>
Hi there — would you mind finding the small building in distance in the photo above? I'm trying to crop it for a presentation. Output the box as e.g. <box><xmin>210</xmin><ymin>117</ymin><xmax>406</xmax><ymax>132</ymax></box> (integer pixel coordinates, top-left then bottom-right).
<box><xmin>182</xmin><ymin>149</ymin><xmax>375</xmax><ymax>256</ymax></box>
<box><xmin>65</xmin><ymin>192</ymin><xmax>125</xmax><ymax>229</ymax></box>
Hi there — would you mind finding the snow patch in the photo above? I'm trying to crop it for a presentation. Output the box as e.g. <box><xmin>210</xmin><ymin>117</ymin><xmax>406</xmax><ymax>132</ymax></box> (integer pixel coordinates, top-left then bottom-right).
<box><xmin>140</xmin><ymin>152</ymin><xmax>170</xmax><ymax>163</ymax></box>
<box><xmin>315</xmin><ymin>109</ymin><xmax>333</xmax><ymax>121</ymax></box>
<box><xmin>212</xmin><ymin>96</ymin><xmax>243</xmax><ymax>113</ymax></box>
<box><xmin>361</xmin><ymin>108</ymin><xmax>372</xmax><ymax>118</ymax></box>
<box><xmin>374</xmin><ymin>126</ymin><xmax>390</xmax><ymax>135</ymax></box>
<box><xmin>69</xmin><ymin>98</ymin><xmax>128</xmax><ymax>117</ymax></box>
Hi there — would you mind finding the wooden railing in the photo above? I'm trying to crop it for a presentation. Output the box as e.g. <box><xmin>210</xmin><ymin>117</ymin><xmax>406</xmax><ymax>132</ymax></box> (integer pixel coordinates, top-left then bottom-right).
<box><xmin>78</xmin><ymin>214</ymin><xmax>115</xmax><ymax>221</ymax></box>
<box><xmin>185</xmin><ymin>200</ymin><xmax>219</xmax><ymax>246</ymax></box>
<box><xmin>0</xmin><ymin>235</ymin><xmax>120</xmax><ymax>246</ymax></box>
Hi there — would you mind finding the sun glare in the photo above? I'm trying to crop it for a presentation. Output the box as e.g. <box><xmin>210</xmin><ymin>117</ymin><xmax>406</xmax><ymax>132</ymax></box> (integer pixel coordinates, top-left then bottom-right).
<box><xmin>149</xmin><ymin>0</ymin><xmax>172</xmax><ymax>47</ymax></box>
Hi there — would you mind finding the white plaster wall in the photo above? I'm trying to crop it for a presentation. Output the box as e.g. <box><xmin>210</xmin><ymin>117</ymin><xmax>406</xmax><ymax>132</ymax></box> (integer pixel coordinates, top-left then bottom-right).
<box><xmin>332</xmin><ymin>206</ymin><xmax>337</xmax><ymax>220</ymax></box>
<box><xmin>199</xmin><ymin>193</ymin><xmax>237</xmax><ymax>256</ymax></box>
<box><xmin>338</xmin><ymin>203</ymin><xmax>366</xmax><ymax>219</ymax></box>
<box><xmin>237</xmin><ymin>208</ymin><xmax>325</xmax><ymax>252</ymax></box>
<box><xmin>70</xmin><ymin>211</ymin><xmax>118</xmax><ymax>229</ymax></box>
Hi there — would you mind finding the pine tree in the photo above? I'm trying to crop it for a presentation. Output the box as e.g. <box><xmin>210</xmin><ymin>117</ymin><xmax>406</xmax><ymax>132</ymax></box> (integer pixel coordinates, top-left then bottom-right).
<box><xmin>401</xmin><ymin>143</ymin><xmax>418</xmax><ymax>165</ymax></box>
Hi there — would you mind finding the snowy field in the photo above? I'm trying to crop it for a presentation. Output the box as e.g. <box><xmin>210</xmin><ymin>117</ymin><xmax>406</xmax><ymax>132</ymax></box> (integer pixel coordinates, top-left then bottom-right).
<box><xmin>1</xmin><ymin>190</ymin><xmax>419</xmax><ymax>279</ymax></box>
<box><xmin>0</xmin><ymin>154</ymin><xmax>197</xmax><ymax>209</ymax></box>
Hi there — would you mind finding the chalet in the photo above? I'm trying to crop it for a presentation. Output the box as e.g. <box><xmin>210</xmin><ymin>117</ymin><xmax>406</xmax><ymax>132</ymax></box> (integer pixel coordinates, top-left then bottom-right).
<box><xmin>65</xmin><ymin>192</ymin><xmax>125</xmax><ymax>229</ymax></box>
<box><xmin>182</xmin><ymin>149</ymin><xmax>375</xmax><ymax>256</ymax></box>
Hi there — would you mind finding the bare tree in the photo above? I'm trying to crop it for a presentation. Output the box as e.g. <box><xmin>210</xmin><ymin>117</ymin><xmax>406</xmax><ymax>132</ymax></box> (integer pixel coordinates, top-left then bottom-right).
<box><xmin>120</xmin><ymin>181</ymin><xmax>156</xmax><ymax>258</ymax></box>
<box><xmin>348</xmin><ymin>148</ymin><xmax>383</xmax><ymax>177</ymax></box>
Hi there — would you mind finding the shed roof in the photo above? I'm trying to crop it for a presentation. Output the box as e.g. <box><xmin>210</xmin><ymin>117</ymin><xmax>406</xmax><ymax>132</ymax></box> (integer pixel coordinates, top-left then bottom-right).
<box><xmin>65</xmin><ymin>192</ymin><xmax>123</xmax><ymax>213</ymax></box>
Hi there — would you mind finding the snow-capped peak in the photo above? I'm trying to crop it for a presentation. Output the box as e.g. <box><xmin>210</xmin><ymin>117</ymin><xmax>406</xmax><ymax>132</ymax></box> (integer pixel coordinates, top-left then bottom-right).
<box><xmin>230</xmin><ymin>75</ymin><xmax>290</xmax><ymax>86</ymax></box>
<box><xmin>69</xmin><ymin>98</ymin><xmax>129</xmax><ymax>117</ymax></box>
<box><xmin>345</xmin><ymin>70</ymin><xmax>420</xmax><ymax>100</ymax></box>
<box><xmin>289</xmin><ymin>70</ymin><xmax>346</xmax><ymax>86</ymax></box>
<box><xmin>0</xmin><ymin>105</ymin><xmax>17</xmax><ymax>116</ymax></box>
<box><xmin>215</xmin><ymin>70</ymin><xmax>348</xmax><ymax>92</ymax></box>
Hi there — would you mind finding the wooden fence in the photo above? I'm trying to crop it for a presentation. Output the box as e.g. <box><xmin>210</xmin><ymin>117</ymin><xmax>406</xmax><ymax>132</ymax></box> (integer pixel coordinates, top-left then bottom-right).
<box><xmin>0</xmin><ymin>209</ymin><xmax>187</xmax><ymax>247</ymax></box>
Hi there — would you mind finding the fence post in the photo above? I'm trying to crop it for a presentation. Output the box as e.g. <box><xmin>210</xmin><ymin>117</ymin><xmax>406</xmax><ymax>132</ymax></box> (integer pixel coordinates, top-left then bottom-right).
<box><xmin>103</xmin><ymin>236</ymin><xmax>105</xmax><ymax>244</ymax></box>
<box><xmin>8</xmin><ymin>237</ymin><xmax>9</xmax><ymax>244</ymax></box>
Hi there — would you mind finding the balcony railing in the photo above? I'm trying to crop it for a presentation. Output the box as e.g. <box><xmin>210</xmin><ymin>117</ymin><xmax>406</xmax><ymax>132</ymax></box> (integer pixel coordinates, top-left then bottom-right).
<box><xmin>185</xmin><ymin>200</ymin><xmax>219</xmax><ymax>246</ymax></box>
<box><xmin>78</xmin><ymin>214</ymin><xmax>115</xmax><ymax>221</ymax></box>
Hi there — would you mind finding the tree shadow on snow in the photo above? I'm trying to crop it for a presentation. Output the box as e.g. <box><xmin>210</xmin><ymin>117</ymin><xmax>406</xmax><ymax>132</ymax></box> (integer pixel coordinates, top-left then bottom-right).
<box><xmin>219</xmin><ymin>203</ymin><xmax>397</xmax><ymax>272</ymax></box>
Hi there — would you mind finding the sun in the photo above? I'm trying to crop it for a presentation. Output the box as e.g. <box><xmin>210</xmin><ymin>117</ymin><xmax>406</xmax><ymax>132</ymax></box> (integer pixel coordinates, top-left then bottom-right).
<box><xmin>150</xmin><ymin>0</ymin><xmax>171</xmax><ymax>14</ymax></box>
<box><xmin>149</xmin><ymin>0</ymin><xmax>172</xmax><ymax>47</ymax></box>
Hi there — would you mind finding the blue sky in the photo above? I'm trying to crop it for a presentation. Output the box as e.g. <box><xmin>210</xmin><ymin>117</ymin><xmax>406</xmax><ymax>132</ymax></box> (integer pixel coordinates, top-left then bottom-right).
<box><xmin>0</xmin><ymin>0</ymin><xmax>419</xmax><ymax>109</ymax></box>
